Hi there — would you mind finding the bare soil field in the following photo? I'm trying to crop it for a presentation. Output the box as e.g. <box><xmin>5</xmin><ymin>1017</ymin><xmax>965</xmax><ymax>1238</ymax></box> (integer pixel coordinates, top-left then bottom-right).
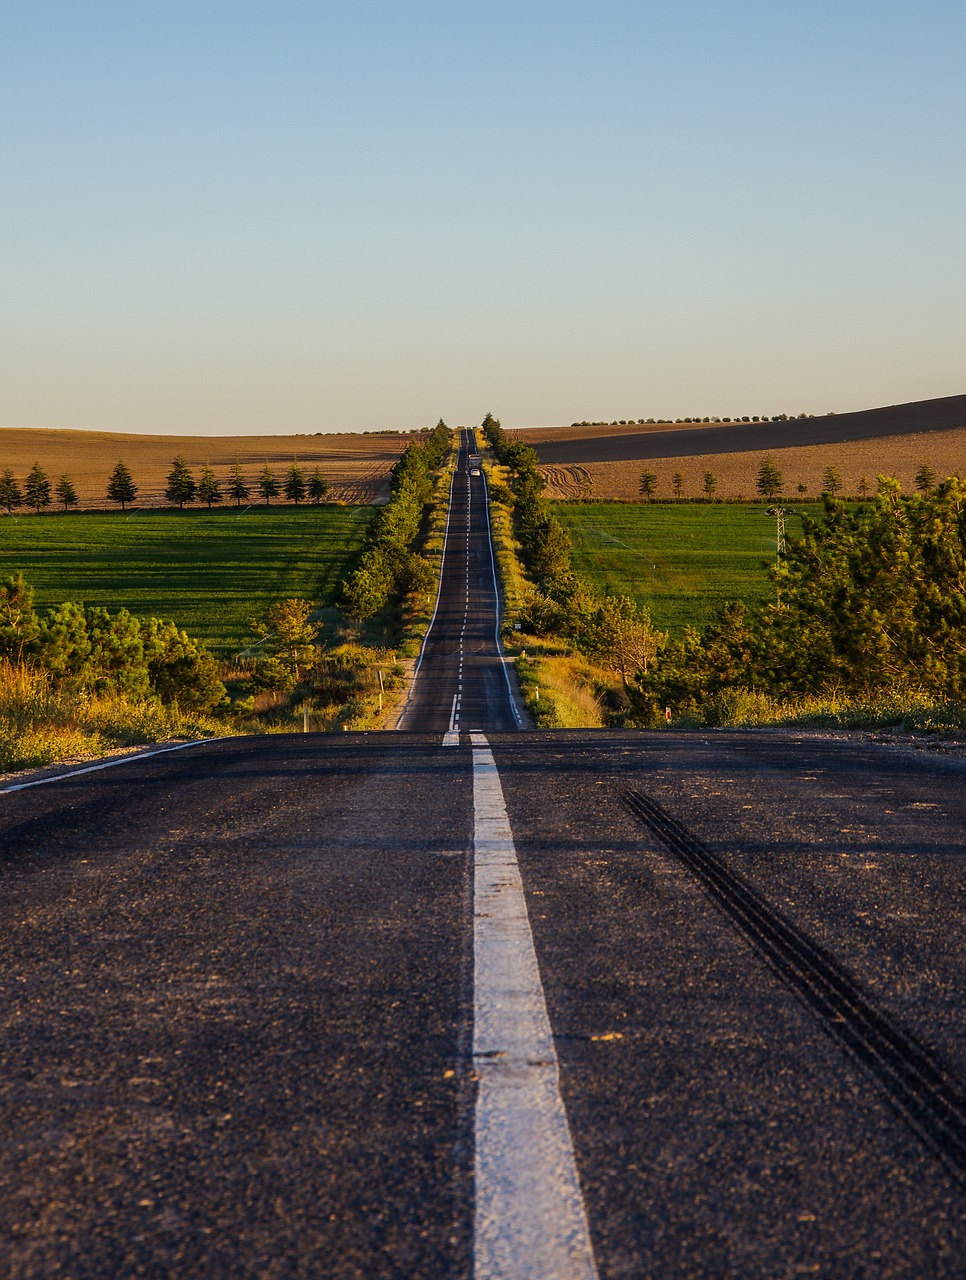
<box><xmin>514</xmin><ymin>394</ymin><xmax>966</xmax><ymax>500</ymax></box>
<box><xmin>516</xmin><ymin>393</ymin><xmax>966</xmax><ymax>453</ymax></box>
<box><xmin>535</xmin><ymin>430</ymin><xmax>966</xmax><ymax>501</ymax></box>
<box><xmin>0</xmin><ymin>429</ymin><xmax>409</xmax><ymax>508</ymax></box>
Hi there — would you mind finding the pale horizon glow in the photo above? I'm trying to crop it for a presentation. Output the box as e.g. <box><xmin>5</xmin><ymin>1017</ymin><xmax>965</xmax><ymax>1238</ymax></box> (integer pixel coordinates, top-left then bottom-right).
<box><xmin>1</xmin><ymin>2</ymin><xmax>964</xmax><ymax>436</ymax></box>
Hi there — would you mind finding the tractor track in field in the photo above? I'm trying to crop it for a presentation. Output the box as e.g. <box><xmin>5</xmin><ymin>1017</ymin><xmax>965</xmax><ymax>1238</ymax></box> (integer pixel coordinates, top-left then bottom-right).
<box><xmin>623</xmin><ymin>787</ymin><xmax>966</xmax><ymax>1183</ymax></box>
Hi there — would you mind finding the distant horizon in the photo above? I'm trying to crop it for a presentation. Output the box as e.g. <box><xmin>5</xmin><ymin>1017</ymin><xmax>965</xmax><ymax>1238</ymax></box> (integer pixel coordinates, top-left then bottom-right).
<box><xmin>2</xmin><ymin>389</ymin><xmax>963</xmax><ymax>439</ymax></box>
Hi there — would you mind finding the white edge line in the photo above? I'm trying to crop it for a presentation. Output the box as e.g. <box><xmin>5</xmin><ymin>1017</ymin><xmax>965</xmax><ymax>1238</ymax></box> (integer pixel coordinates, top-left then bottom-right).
<box><xmin>0</xmin><ymin>737</ymin><xmax>225</xmax><ymax>794</ymax></box>
<box><xmin>480</xmin><ymin>468</ymin><xmax>524</xmax><ymax>728</ymax></box>
<box><xmin>397</xmin><ymin>461</ymin><xmax>458</xmax><ymax>730</ymax></box>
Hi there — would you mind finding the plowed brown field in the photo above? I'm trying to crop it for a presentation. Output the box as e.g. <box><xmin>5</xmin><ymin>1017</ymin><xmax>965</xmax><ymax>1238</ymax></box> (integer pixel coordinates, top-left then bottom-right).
<box><xmin>514</xmin><ymin>394</ymin><xmax>966</xmax><ymax>500</ymax></box>
<box><xmin>0</xmin><ymin>429</ymin><xmax>409</xmax><ymax>508</ymax></box>
<box><xmin>535</xmin><ymin>429</ymin><xmax>966</xmax><ymax>500</ymax></box>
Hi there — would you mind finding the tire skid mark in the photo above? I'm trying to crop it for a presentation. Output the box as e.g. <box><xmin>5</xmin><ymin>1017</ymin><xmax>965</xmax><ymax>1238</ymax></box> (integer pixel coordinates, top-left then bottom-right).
<box><xmin>623</xmin><ymin>788</ymin><xmax>966</xmax><ymax>1184</ymax></box>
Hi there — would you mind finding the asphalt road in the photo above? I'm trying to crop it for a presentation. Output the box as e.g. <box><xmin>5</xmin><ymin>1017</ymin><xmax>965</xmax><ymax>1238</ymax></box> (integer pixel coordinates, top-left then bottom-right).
<box><xmin>399</xmin><ymin>432</ymin><xmax>523</xmax><ymax>735</ymax></box>
<box><xmin>1</xmin><ymin>437</ymin><xmax>964</xmax><ymax>1277</ymax></box>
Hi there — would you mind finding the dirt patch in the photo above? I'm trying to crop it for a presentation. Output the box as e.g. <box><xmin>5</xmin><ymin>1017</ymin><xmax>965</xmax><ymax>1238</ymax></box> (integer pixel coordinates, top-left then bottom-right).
<box><xmin>0</xmin><ymin>428</ymin><xmax>408</xmax><ymax>509</ymax></box>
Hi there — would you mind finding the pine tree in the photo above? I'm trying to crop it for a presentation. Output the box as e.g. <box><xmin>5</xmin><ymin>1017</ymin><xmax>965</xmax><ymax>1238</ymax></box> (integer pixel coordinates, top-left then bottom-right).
<box><xmin>308</xmin><ymin>468</ymin><xmax>331</xmax><ymax>503</ymax></box>
<box><xmin>822</xmin><ymin>465</ymin><xmax>843</xmax><ymax>497</ymax></box>
<box><xmin>671</xmin><ymin>472</ymin><xmax>685</xmax><ymax>499</ymax></box>
<box><xmin>857</xmin><ymin>475</ymin><xmax>870</xmax><ymax>499</ymax></box>
<box><xmin>703</xmin><ymin>471</ymin><xmax>717</xmax><ymax>500</ymax></box>
<box><xmin>165</xmin><ymin>455</ymin><xmax>196</xmax><ymax>508</ymax></box>
<box><xmin>24</xmin><ymin>462</ymin><xmax>52</xmax><ymax>513</ymax></box>
<box><xmin>106</xmin><ymin>461</ymin><xmax>138</xmax><ymax>510</ymax></box>
<box><xmin>285</xmin><ymin>460</ymin><xmax>306</xmax><ymax>504</ymax></box>
<box><xmin>227</xmin><ymin>461</ymin><xmax>249</xmax><ymax>507</ymax></box>
<box><xmin>198</xmin><ymin>465</ymin><xmax>222</xmax><ymax>509</ymax></box>
<box><xmin>0</xmin><ymin>469</ymin><xmax>23</xmax><ymax>513</ymax></box>
<box><xmin>639</xmin><ymin>471</ymin><xmax>657</xmax><ymax>501</ymax></box>
<box><xmin>258</xmin><ymin>464</ymin><xmax>279</xmax><ymax>505</ymax></box>
<box><xmin>915</xmin><ymin>463</ymin><xmax>935</xmax><ymax>496</ymax></box>
<box><xmin>755</xmin><ymin>457</ymin><xmax>783</xmax><ymax>499</ymax></box>
<box><xmin>55</xmin><ymin>474</ymin><xmax>79</xmax><ymax>511</ymax></box>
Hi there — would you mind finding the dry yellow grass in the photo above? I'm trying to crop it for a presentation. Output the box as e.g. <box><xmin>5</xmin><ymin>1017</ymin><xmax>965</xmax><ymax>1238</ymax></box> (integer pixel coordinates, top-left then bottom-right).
<box><xmin>0</xmin><ymin>427</ymin><xmax>410</xmax><ymax>508</ymax></box>
<box><xmin>535</xmin><ymin>428</ymin><xmax>966</xmax><ymax>501</ymax></box>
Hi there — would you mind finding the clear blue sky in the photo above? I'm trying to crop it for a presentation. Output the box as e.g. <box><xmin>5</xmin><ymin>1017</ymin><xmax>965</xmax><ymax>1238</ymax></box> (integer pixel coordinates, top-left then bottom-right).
<box><xmin>2</xmin><ymin>1</ymin><xmax>963</xmax><ymax>434</ymax></box>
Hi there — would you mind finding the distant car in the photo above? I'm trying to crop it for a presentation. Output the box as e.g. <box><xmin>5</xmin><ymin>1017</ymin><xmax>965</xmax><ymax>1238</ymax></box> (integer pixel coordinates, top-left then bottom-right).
<box><xmin>470</xmin><ymin>468</ymin><xmax>481</xmax><ymax>476</ymax></box>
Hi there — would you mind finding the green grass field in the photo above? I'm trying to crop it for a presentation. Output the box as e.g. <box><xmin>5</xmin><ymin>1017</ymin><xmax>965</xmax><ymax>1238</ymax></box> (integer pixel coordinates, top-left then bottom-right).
<box><xmin>554</xmin><ymin>502</ymin><xmax>824</xmax><ymax>637</ymax></box>
<box><xmin>0</xmin><ymin>506</ymin><xmax>374</xmax><ymax>656</ymax></box>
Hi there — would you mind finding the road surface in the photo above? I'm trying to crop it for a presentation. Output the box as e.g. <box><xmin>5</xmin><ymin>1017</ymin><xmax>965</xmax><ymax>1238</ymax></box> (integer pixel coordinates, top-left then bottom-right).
<box><xmin>0</xmin><ymin>432</ymin><xmax>963</xmax><ymax>1277</ymax></box>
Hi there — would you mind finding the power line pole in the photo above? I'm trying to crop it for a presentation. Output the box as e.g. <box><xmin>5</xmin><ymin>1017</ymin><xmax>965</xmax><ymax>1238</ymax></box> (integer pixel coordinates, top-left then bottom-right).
<box><xmin>766</xmin><ymin>506</ymin><xmax>786</xmax><ymax>556</ymax></box>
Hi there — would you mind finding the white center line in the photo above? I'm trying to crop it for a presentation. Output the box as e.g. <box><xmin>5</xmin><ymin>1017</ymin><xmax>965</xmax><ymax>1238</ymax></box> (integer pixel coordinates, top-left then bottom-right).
<box><xmin>470</xmin><ymin>732</ymin><xmax>598</xmax><ymax>1280</ymax></box>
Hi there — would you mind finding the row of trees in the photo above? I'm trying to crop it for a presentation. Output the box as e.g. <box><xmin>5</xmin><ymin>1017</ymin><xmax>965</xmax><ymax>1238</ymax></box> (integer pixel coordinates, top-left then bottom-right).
<box><xmin>637</xmin><ymin>460</ymin><xmax>942</xmax><ymax>502</ymax></box>
<box><xmin>574</xmin><ymin>412</ymin><xmax>822</xmax><ymax>427</ymax></box>
<box><xmin>0</xmin><ymin>572</ymin><xmax>226</xmax><ymax>710</ymax></box>
<box><xmin>0</xmin><ymin>457</ymin><xmax>332</xmax><ymax>514</ymax></box>
<box><xmin>0</xmin><ymin>464</ymin><xmax>78</xmax><ymax>513</ymax></box>
<box><xmin>482</xmin><ymin>414</ymin><xmax>665</xmax><ymax>686</ymax></box>
<box><xmin>633</xmin><ymin>477</ymin><xmax>966</xmax><ymax>716</ymax></box>
<box><xmin>161</xmin><ymin>456</ymin><xmax>330</xmax><ymax>510</ymax></box>
<box><xmin>340</xmin><ymin>419</ymin><xmax>452</xmax><ymax>620</ymax></box>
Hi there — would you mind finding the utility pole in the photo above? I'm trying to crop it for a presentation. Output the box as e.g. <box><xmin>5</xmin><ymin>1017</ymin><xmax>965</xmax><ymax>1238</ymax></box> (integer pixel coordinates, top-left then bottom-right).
<box><xmin>766</xmin><ymin>506</ymin><xmax>786</xmax><ymax>556</ymax></box>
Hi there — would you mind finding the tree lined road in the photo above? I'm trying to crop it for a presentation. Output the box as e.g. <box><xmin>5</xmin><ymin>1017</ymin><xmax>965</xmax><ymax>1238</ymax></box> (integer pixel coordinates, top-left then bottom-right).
<box><xmin>399</xmin><ymin>431</ymin><xmax>523</xmax><ymax>735</ymax></box>
<box><xmin>0</xmin><ymin>435</ymin><xmax>963</xmax><ymax>1277</ymax></box>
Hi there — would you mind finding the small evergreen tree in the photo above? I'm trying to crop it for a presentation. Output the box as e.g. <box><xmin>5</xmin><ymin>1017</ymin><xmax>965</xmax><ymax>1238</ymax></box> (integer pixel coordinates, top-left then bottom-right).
<box><xmin>0</xmin><ymin>572</ymin><xmax>40</xmax><ymax>660</ymax></box>
<box><xmin>671</xmin><ymin>472</ymin><xmax>685</xmax><ymax>499</ymax></box>
<box><xmin>915</xmin><ymin>463</ymin><xmax>935</xmax><ymax>496</ymax></box>
<box><xmin>857</xmin><ymin>475</ymin><xmax>870</xmax><ymax>499</ymax></box>
<box><xmin>797</xmin><ymin>482</ymin><xmax>808</xmax><ymax>497</ymax></box>
<box><xmin>822</xmin><ymin>465</ymin><xmax>843</xmax><ymax>497</ymax></box>
<box><xmin>55</xmin><ymin>474</ymin><xmax>79</xmax><ymax>511</ymax></box>
<box><xmin>165</xmin><ymin>455</ymin><xmax>196</xmax><ymax>508</ymax></box>
<box><xmin>198</xmin><ymin>465</ymin><xmax>222</xmax><ymax>508</ymax></box>
<box><xmin>639</xmin><ymin>471</ymin><xmax>657</xmax><ymax>501</ymax></box>
<box><xmin>308</xmin><ymin>468</ymin><xmax>331</xmax><ymax>503</ymax></box>
<box><xmin>285</xmin><ymin>460</ymin><xmax>306</xmax><ymax>504</ymax></box>
<box><xmin>252</xmin><ymin>598</ymin><xmax>317</xmax><ymax>684</ymax></box>
<box><xmin>703</xmin><ymin>471</ymin><xmax>717</xmax><ymax>500</ymax></box>
<box><xmin>227</xmin><ymin>461</ymin><xmax>249</xmax><ymax>507</ymax></box>
<box><xmin>0</xmin><ymin>469</ymin><xmax>23</xmax><ymax>513</ymax></box>
<box><xmin>755</xmin><ymin>456</ymin><xmax>783</xmax><ymax>499</ymax></box>
<box><xmin>25</xmin><ymin>462</ymin><xmax>52</xmax><ymax>513</ymax></box>
<box><xmin>258</xmin><ymin>464</ymin><xmax>279</xmax><ymax>505</ymax></box>
<box><xmin>106</xmin><ymin>460</ymin><xmax>138</xmax><ymax>510</ymax></box>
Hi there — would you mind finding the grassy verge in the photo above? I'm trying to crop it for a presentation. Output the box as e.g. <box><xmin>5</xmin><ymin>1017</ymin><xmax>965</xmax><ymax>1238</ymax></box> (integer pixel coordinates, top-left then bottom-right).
<box><xmin>0</xmin><ymin>506</ymin><xmax>374</xmax><ymax>657</ymax></box>
<box><xmin>508</xmin><ymin>638</ymin><xmax>608</xmax><ymax>728</ymax></box>
<box><xmin>480</xmin><ymin>460</ymin><xmax>532</xmax><ymax>630</ymax></box>
<box><xmin>399</xmin><ymin>447</ymin><xmax>459</xmax><ymax>656</ymax></box>
<box><xmin>292</xmin><ymin>442</ymin><xmax>460</xmax><ymax>732</ymax></box>
<box><xmin>553</xmin><ymin>501</ymin><xmax>828</xmax><ymax>637</ymax></box>
<box><xmin>0</xmin><ymin>661</ymin><xmax>228</xmax><ymax>772</ymax></box>
<box><xmin>477</xmin><ymin>439</ymin><xmax>613</xmax><ymax>729</ymax></box>
<box><xmin>658</xmin><ymin>686</ymin><xmax>966</xmax><ymax>734</ymax></box>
